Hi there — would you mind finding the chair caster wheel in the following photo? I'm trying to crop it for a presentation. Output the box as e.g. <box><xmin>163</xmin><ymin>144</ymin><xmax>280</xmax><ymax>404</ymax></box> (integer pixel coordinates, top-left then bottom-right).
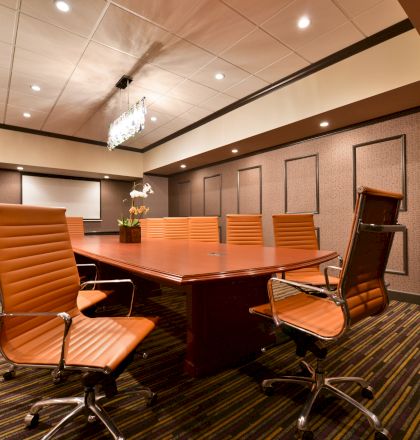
<box><xmin>2</xmin><ymin>370</ymin><xmax>16</xmax><ymax>381</ymax></box>
<box><xmin>147</xmin><ymin>392</ymin><xmax>157</xmax><ymax>407</ymax></box>
<box><xmin>51</xmin><ymin>369</ymin><xmax>66</xmax><ymax>384</ymax></box>
<box><xmin>87</xmin><ymin>415</ymin><xmax>97</xmax><ymax>423</ymax></box>
<box><xmin>375</xmin><ymin>429</ymin><xmax>391</xmax><ymax>440</ymax></box>
<box><xmin>262</xmin><ymin>385</ymin><xmax>274</xmax><ymax>396</ymax></box>
<box><xmin>298</xmin><ymin>430</ymin><xmax>314</xmax><ymax>439</ymax></box>
<box><xmin>361</xmin><ymin>386</ymin><xmax>374</xmax><ymax>400</ymax></box>
<box><xmin>24</xmin><ymin>413</ymin><xmax>39</xmax><ymax>428</ymax></box>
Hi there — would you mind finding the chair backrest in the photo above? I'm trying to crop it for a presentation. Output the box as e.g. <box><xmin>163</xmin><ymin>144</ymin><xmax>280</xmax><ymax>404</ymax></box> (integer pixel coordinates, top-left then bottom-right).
<box><xmin>339</xmin><ymin>187</ymin><xmax>403</xmax><ymax>327</ymax></box>
<box><xmin>144</xmin><ymin>218</ymin><xmax>164</xmax><ymax>238</ymax></box>
<box><xmin>188</xmin><ymin>217</ymin><xmax>219</xmax><ymax>243</ymax></box>
<box><xmin>272</xmin><ymin>214</ymin><xmax>318</xmax><ymax>250</ymax></box>
<box><xmin>226</xmin><ymin>214</ymin><xmax>263</xmax><ymax>245</ymax></box>
<box><xmin>164</xmin><ymin>217</ymin><xmax>189</xmax><ymax>239</ymax></box>
<box><xmin>0</xmin><ymin>204</ymin><xmax>80</xmax><ymax>359</ymax></box>
<box><xmin>66</xmin><ymin>216</ymin><xmax>84</xmax><ymax>237</ymax></box>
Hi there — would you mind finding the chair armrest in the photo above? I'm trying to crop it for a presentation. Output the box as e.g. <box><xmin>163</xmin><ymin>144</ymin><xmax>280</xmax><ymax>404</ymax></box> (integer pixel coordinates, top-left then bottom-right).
<box><xmin>76</xmin><ymin>263</ymin><xmax>98</xmax><ymax>285</ymax></box>
<box><xmin>80</xmin><ymin>279</ymin><xmax>135</xmax><ymax>316</ymax></box>
<box><xmin>0</xmin><ymin>311</ymin><xmax>72</xmax><ymax>370</ymax></box>
<box><xmin>274</xmin><ymin>277</ymin><xmax>344</xmax><ymax>306</ymax></box>
<box><xmin>324</xmin><ymin>265</ymin><xmax>342</xmax><ymax>291</ymax></box>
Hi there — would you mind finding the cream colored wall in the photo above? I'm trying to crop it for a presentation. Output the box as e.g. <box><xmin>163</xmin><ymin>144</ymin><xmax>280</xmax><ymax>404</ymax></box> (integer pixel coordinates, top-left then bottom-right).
<box><xmin>144</xmin><ymin>30</ymin><xmax>420</xmax><ymax>172</ymax></box>
<box><xmin>0</xmin><ymin>128</ymin><xmax>144</xmax><ymax>179</ymax></box>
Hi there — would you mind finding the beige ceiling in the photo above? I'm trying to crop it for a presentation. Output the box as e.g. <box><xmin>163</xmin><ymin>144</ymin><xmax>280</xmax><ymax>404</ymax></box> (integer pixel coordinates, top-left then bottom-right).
<box><xmin>0</xmin><ymin>0</ymin><xmax>410</xmax><ymax>155</ymax></box>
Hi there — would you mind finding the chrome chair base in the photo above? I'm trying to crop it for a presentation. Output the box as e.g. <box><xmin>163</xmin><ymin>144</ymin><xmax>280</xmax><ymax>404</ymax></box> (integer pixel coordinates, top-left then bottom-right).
<box><xmin>24</xmin><ymin>385</ymin><xmax>156</xmax><ymax>440</ymax></box>
<box><xmin>262</xmin><ymin>359</ymin><xmax>390</xmax><ymax>439</ymax></box>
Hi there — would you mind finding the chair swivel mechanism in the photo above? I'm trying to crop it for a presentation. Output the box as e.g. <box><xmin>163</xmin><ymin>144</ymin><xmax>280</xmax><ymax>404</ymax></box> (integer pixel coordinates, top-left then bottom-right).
<box><xmin>250</xmin><ymin>187</ymin><xmax>405</xmax><ymax>439</ymax></box>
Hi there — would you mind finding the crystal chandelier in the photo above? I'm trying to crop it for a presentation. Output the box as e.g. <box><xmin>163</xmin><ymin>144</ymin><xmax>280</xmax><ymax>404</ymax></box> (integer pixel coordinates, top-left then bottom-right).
<box><xmin>107</xmin><ymin>75</ymin><xmax>146</xmax><ymax>151</ymax></box>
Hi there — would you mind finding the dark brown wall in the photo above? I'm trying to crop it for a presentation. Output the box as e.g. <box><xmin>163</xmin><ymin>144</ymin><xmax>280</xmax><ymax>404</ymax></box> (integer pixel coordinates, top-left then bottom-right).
<box><xmin>168</xmin><ymin>111</ymin><xmax>420</xmax><ymax>295</ymax></box>
<box><xmin>0</xmin><ymin>170</ymin><xmax>21</xmax><ymax>204</ymax></box>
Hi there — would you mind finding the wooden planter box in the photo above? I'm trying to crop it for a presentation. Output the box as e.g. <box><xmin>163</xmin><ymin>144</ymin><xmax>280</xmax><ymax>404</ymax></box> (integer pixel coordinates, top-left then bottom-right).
<box><xmin>119</xmin><ymin>225</ymin><xmax>141</xmax><ymax>243</ymax></box>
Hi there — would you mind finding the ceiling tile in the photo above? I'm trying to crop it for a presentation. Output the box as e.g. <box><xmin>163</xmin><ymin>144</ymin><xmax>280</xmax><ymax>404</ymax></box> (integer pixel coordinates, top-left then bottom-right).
<box><xmin>148</xmin><ymin>94</ymin><xmax>193</xmax><ymax>117</ymax></box>
<box><xmin>151</xmin><ymin>36</ymin><xmax>214</xmax><ymax>78</ymax></box>
<box><xmin>127</xmin><ymin>84</ymin><xmax>163</xmax><ymax>109</ymax></box>
<box><xmin>189</xmin><ymin>57</ymin><xmax>250</xmax><ymax>91</ymax></box>
<box><xmin>220</xmin><ymin>29</ymin><xmax>291</xmax><ymax>74</ymax></box>
<box><xmin>5</xmin><ymin>104</ymin><xmax>48</xmax><ymax>129</ymax></box>
<box><xmin>0</xmin><ymin>41</ymin><xmax>12</xmax><ymax>69</ymax></box>
<box><xmin>12</xmin><ymin>47</ymin><xmax>74</xmax><ymax>88</ymax></box>
<box><xmin>131</xmin><ymin>63</ymin><xmax>184</xmax><ymax>94</ymax></box>
<box><xmin>177</xmin><ymin>0</ymin><xmax>255</xmax><ymax>55</ymax></box>
<box><xmin>0</xmin><ymin>86</ymin><xmax>7</xmax><ymax>102</ymax></box>
<box><xmin>112</xmin><ymin>0</ymin><xmax>208</xmax><ymax>33</ymax></box>
<box><xmin>297</xmin><ymin>21</ymin><xmax>364</xmax><ymax>62</ymax></box>
<box><xmin>199</xmin><ymin>92</ymin><xmax>236</xmax><ymax>112</ymax></box>
<box><xmin>10</xmin><ymin>71</ymin><xmax>65</xmax><ymax>99</ymax></box>
<box><xmin>0</xmin><ymin>101</ymin><xmax>5</xmax><ymax>121</ymax></box>
<box><xmin>222</xmin><ymin>0</ymin><xmax>294</xmax><ymax>25</ymax></box>
<box><xmin>8</xmin><ymin>89</ymin><xmax>56</xmax><ymax>112</ymax></box>
<box><xmin>352</xmin><ymin>1</ymin><xmax>408</xmax><ymax>36</ymax></box>
<box><xmin>255</xmin><ymin>52</ymin><xmax>309</xmax><ymax>83</ymax></box>
<box><xmin>143</xmin><ymin>108</ymin><xmax>174</xmax><ymax>129</ymax></box>
<box><xmin>21</xmin><ymin>0</ymin><xmax>107</xmax><ymax>37</ymax></box>
<box><xmin>0</xmin><ymin>68</ymin><xmax>8</xmax><ymax>89</ymax></box>
<box><xmin>223</xmin><ymin>75</ymin><xmax>269</xmax><ymax>99</ymax></box>
<box><xmin>179</xmin><ymin>106</ymin><xmax>212</xmax><ymax>123</ymax></box>
<box><xmin>0</xmin><ymin>5</ymin><xmax>16</xmax><ymax>44</ymax></box>
<box><xmin>261</xmin><ymin>0</ymin><xmax>348</xmax><ymax>50</ymax></box>
<box><xmin>17</xmin><ymin>14</ymin><xmax>88</xmax><ymax>65</ymax></box>
<box><xmin>333</xmin><ymin>0</ymin><xmax>385</xmax><ymax>18</ymax></box>
<box><xmin>0</xmin><ymin>0</ymin><xmax>17</xmax><ymax>8</ymax></box>
<box><xmin>93</xmin><ymin>4</ymin><xmax>172</xmax><ymax>58</ymax></box>
<box><xmin>167</xmin><ymin>79</ymin><xmax>217</xmax><ymax>105</ymax></box>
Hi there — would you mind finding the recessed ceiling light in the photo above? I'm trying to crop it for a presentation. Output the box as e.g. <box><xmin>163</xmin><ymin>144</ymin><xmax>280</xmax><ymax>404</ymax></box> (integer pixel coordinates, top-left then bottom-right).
<box><xmin>150</xmin><ymin>116</ymin><xmax>157</xmax><ymax>122</ymax></box>
<box><xmin>180</xmin><ymin>164</ymin><xmax>187</xmax><ymax>169</ymax></box>
<box><xmin>54</xmin><ymin>0</ymin><xmax>71</xmax><ymax>12</ymax></box>
<box><xmin>104</xmin><ymin>175</ymin><xmax>110</xmax><ymax>179</ymax></box>
<box><xmin>319</xmin><ymin>121</ymin><xmax>329</xmax><ymax>127</ymax></box>
<box><xmin>23</xmin><ymin>112</ymin><xmax>31</xmax><ymax>118</ymax></box>
<box><xmin>215</xmin><ymin>72</ymin><xmax>225</xmax><ymax>80</ymax></box>
<box><xmin>231</xmin><ymin>148</ymin><xmax>239</xmax><ymax>153</ymax></box>
<box><xmin>31</xmin><ymin>84</ymin><xmax>41</xmax><ymax>92</ymax></box>
<box><xmin>17</xmin><ymin>166</ymin><xmax>24</xmax><ymax>171</ymax></box>
<box><xmin>297</xmin><ymin>16</ymin><xmax>310</xmax><ymax>29</ymax></box>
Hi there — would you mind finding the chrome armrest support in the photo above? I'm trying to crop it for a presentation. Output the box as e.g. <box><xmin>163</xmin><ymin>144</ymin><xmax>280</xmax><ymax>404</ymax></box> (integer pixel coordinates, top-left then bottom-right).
<box><xmin>0</xmin><ymin>311</ymin><xmax>72</xmax><ymax>370</ymax></box>
<box><xmin>275</xmin><ymin>277</ymin><xmax>344</xmax><ymax>306</ymax></box>
<box><xmin>80</xmin><ymin>279</ymin><xmax>135</xmax><ymax>316</ymax></box>
<box><xmin>324</xmin><ymin>265</ymin><xmax>342</xmax><ymax>291</ymax></box>
<box><xmin>76</xmin><ymin>263</ymin><xmax>98</xmax><ymax>286</ymax></box>
<box><xmin>358</xmin><ymin>222</ymin><xmax>406</xmax><ymax>233</ymax></box>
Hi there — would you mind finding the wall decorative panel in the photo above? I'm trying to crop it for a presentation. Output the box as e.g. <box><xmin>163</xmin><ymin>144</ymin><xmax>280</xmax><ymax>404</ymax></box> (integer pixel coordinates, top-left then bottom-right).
<box><xmin>237</xmin><ymin>166</ymin><xmax>262</xmax><ymax>214</ymax></box>
<box><xmin>204</xmin><ymin>174</ymin><xmax>222</xmax><ymax>216</ymax></box>
<box><xmin>177</xmin><ymin>180</ymin><xmax>191</xmax><ymax>216</ymax></box>
<box><xmin>386</xmin><ymin>228</ymin><xmax>408</xmax><ymax>275</ymax></box>
<box><xmin>353</xmin><ymin>135</ymin><xmax>407</xmax><ymax>211</ymax></box>
<box><xmin>285</xmin><ymin>154</ymin><xmax>319</xmax><ymax>214</ymax></box>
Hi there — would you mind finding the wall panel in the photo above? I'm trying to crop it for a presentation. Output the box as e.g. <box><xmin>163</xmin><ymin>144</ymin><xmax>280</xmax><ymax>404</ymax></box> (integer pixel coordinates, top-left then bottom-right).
<box><xmin>177</xmin><ymin>180</ymin><xmax>191</xmax><ymax>217</ymax></box>
<box><xmin>204</xmin><ymin>174</ymin><xmax>221</xmax><ymax>216</ymax></box>
<box><xmin>237</xmin><ymin>166</ymin><xmax>262</xmax><ymax>214</ymax></box>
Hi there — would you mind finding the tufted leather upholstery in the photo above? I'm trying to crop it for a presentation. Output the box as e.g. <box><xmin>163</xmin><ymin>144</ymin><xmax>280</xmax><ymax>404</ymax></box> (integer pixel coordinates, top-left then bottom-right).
<box><xmin>226</xmin><ymin>214</ymin><xmax>263</xmax><ymax>245</ymax></box>
<box><xmin>143</xmin><ymin>218</ymin><xmax>164</xmax><ymax>238</ymax></box>
<box><xmin>272</xmin><ymin>214</ymin><xmax>339</xmax><ymax>286</ymax></box>
<box><xmin>188</xmin><ymin>216</ymin><xmax>219</xmax><ymax>243</ymax></box>
<box><xmin>164</xmin><ymin>217</ymin><xmax>189</xmax><ymax>239</ymax></box>
<box><xmin>0</xmin><ymin>204</ymin><xmax>157</xmax><ymax>372</ymax></box>
<box><xmin>66</xmin><ymin>217</ymin><xmax>84</xmax><ymax>237</ymax></box>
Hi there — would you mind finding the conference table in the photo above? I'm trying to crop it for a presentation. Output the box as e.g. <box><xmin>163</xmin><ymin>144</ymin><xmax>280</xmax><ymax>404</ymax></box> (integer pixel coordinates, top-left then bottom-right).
<box><xmin>71</xmin><ymin>236</ymin><xmax>337</xmax><ymax>377</ymax></box>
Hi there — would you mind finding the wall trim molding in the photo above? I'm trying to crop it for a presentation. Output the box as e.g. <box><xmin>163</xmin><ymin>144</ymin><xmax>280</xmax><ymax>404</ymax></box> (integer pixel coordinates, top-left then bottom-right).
<box><xmin>388</xmin><ymin>289</ymin><xmax>420</xmax><ymax>305</ymax></box>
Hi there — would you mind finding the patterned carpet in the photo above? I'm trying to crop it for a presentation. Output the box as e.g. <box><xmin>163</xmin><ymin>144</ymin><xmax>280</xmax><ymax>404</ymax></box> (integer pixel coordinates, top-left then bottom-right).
<box><xmin>0</xmin><ymin>290</ymin><xmax>419</xmax><ymax>440</ymax></box>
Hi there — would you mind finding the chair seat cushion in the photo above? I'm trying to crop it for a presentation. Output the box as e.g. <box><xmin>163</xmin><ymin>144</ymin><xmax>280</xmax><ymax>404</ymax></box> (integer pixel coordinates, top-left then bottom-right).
<box><xmin>77</xmin><ymin>290</ymin><xmax>109</xmax><ymax>311</ymax></box>
<box><xmin>251</xmin><ymin>293</ymin><xmax>345</xmax><ymax>338</ymax></box>
<box><xmin>2</xmin><ymin>312</ymin><xmax>157</xmax><ymax>372</ymax></box>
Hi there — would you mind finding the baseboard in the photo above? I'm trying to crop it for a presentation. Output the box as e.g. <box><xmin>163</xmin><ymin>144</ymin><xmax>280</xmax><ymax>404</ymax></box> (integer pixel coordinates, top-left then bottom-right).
<box><xmin>388</xmin><ymin>289</ymin><xmax>420</xmax><ymax>305</ymax></box>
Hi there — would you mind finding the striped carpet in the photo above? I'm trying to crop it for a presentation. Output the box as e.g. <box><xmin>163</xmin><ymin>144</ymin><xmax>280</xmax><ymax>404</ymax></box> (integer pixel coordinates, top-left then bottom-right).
<box><xmin>0</xmin><ymin>290</ymin><xmax>418</xmax><ymax>440</ymax></box>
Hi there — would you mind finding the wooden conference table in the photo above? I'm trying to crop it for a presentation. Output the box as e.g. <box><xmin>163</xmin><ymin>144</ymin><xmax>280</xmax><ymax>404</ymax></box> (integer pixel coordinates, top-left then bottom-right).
<box><xmin>71</xmin><ymin>236</ymin><xmax>337</xmax><ymax>377</ymax></box>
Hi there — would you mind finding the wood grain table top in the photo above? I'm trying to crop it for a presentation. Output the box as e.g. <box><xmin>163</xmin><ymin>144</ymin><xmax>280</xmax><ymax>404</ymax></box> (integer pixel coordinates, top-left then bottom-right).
<box><xmin>71</xmin><ymin>236</ymin><xmax>338</xmax><ymax>285</ymax></box>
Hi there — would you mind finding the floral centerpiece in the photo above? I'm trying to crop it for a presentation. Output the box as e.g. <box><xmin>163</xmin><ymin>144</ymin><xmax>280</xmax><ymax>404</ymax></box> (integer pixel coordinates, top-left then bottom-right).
<box><xmin>118</xmin><ymin>182</ymin><xmax>153</xmax><ymax>242</ymax></box>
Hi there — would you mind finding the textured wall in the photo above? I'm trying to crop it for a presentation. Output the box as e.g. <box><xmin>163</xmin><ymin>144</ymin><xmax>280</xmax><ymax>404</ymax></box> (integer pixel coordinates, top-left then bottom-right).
<box><xmin>143</xmin><ymin>174</ymin><xmax>169</xmax><ymax>218</ymax></box>
<box><xmin>0</xmin><ymin>170</ymin><xmax>21</xmax><ymax>204</ymax></box>
<box><xmin>168</xmin><ymin>111</ymin><xmax>420</xmax><ymax>294</ymax></box>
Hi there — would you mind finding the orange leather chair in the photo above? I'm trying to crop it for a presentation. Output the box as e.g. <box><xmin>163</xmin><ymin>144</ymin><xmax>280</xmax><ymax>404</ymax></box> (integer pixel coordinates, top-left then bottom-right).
<box><xmin>0</xmin><ymin>204</ymin><xmax>157</xmax><ymax>439</ymax></box>
<box><xmin>188</xmin><ymin>216</ymin><xmax>219</xmax><ymax>243</ymax></box>
<box><xmin>250</xmin><ymin>187</ymin><xmax>403</xmax><ymax>439</ymax></box>
<box><xmin>164</xmin><ymin>217</ymin><xmax>189</xmax><ymax>239</ymax></box>
<box><xmin>226</xmin><ymin>214</ymin><xmax>263</xmax><ymax>245</ymax></box>
<box><xmin>66</xmin><ymin>216</ymin><xmax>85</xmax><ymax>237</ymax></box>
<box><xmin>143</xmin><ymin>217</ymin><xmax>164</xmax><ymax>238</ymax></box>
<box><xmin>272</xmin><ymin>214</ymin><xmax>340</xmax><ymax>286</ymax></box>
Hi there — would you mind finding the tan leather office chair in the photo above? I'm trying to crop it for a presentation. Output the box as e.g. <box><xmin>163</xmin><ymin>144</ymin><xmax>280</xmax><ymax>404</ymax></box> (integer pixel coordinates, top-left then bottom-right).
<box><xmin>226</xmin><ymin>214</ymin><xmax>263</xmax><ymax>245</ymax></box>
<box><xmin>143</xmin><ymin>217</ymin><xmax>164</xmax><ymax>238</ymax></box>
<box><xmin>66</xmin><ymin>216</ymin><xmax>85</xmax><ymax>237</ymax></box>
<box><xmin>272</xmin><ymin>214</ymin><xmax>340</xmax><ymax>286</ymax></box>
<box><xmin>0</xmin><ymin>204</ymin><xmax>157</xmax><ymax>439</ymax></box>
<box><xmin>164</xmin><ymin>217</ymin><xmax>189</xmax><ymax>239</ymax></box>
<box><xmin>250</xmin><ymin>187</ymin><xmax>403</xmax><ymax>439</ymax></box>
<box><xmin>188</xmin><ymin>216</ymin><xmax>219</xmax><ymax>243</ymax></box>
